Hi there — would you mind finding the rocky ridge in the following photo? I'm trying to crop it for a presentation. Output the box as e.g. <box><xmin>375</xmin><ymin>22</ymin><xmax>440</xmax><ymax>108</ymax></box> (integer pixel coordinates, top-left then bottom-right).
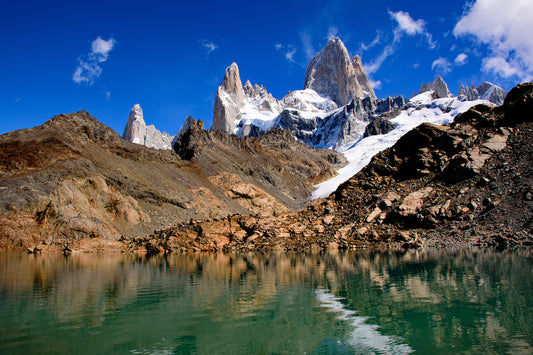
<box><xmin>0</xmin><ymin>112</ymin><xmax>344</xmax><ymax>251</ymax></box>
<box><xmin>212</xmin><ymin>37</ymin><xmax>405</xmax><ymax>150</ymax></box>
<box><xmin>128</xmin><ymin>83</ymin><xmax>532</xmax><ymax>254</ymax></box>
<box><xmin>459</xmin><ymin>82</ymin><xmax>507</xmax><ymax>105</ymax></box>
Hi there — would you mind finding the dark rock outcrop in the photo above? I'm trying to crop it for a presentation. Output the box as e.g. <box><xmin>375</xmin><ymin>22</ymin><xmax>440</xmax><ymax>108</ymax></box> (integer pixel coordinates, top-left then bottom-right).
<box><xmin>363</xmin><ymin>117</ymin><xmax>397</xmax><ymax>138</ymax></box>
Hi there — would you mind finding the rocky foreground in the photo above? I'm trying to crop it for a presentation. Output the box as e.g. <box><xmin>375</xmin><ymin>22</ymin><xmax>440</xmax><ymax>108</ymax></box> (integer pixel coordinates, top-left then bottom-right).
<box><xmin>127</xmin><ymin>83</ymin><xmax>533</xmax><ymax>254</ymax></box>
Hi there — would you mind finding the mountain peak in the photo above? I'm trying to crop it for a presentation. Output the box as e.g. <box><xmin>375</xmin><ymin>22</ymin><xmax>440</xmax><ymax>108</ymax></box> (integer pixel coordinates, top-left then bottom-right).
<box><xmin>304</xmin><ymin>37</ymin><xmax>373</xmax><ymax>105</ymax></box>
<box><xmin>122</xmin><ymin>104</ymin><xmax>173</xmax><ymax>149</ymax></box>
<box><xmin>212</xmin><ymin>62</ymin><xmax>246</xmax><ymax>132</ymax></box>
<box><xmin>418</xmin><ymin>76</ymin><xmax>453</xmax><ymax>99</ymax></box>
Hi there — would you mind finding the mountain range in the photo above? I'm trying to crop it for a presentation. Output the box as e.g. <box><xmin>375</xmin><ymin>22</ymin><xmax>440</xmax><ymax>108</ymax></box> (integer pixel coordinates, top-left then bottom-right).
<box><xmin>0</xmin><ymin>37</ymin><xmax>529</xmax><ymax>253</ymax></box>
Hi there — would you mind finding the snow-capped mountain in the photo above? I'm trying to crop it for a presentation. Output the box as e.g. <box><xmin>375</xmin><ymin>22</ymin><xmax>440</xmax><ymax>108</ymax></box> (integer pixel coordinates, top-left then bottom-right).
<box><xmin>310</xmin><ymin>85</ymin><xmax>497</xmax><ymax>199</ymax></box>
<box><xmin>122</xmin><ymin>37</ymin><xmax>508</xmax><ymax>201</ymax></box>
<box><xmin>212</xmin><ymin>37</ymin><xmax>404</xmax><ymax>149</ymax></box>
<box><xmin>458</xmin><ymin>82</ymin><xmax>507</xmax><ymax>105</ymax></box>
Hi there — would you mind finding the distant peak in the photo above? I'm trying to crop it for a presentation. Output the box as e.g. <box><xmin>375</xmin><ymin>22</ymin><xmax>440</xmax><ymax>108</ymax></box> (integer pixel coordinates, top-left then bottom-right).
<box><xmin>220</xmin><ymin>62</ymin><xmax>244</xmax><ymax>96</ymax></box>
<box><xmin>304</xmin><ymin>37</ymin><xmax>375</xmax><ymax>105</ymax></box>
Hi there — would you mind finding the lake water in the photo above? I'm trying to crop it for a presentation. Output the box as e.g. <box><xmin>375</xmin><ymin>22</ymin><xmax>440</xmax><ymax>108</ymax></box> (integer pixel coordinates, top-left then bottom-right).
<box><xmin>0</xmin><ymin>249</ymin><xmax>532</xmax><ymax>354</ymax></box>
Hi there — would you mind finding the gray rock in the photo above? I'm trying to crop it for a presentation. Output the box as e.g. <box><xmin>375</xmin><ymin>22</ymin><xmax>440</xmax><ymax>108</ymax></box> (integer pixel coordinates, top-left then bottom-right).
<box><xmin>212</xmin><ymin>62</ymin><xmax>246</xmax><ymax>133</ymax></box>
<box><xmin>304</xmin><ymin>37</ymin><xmax>368</xmax><ymax>106</ymax></box>
<box><xmin>363</xmin><ymin>117</ymin><xmax>397</xmax><ymax>138</ymax></box>
<box><xmin>122</xmin><ymin>104</ymin><xmax>173</xmax><ymax>150</ymax></box>
<box><xmin>458</xmin><ymin>82</ymin><xmax>507</xmax><ymax>105</ymax></box>
<box><xmin>418</xmin><ymin>76</ymin><xmax>453</xmax><ymax>99</ymax></box>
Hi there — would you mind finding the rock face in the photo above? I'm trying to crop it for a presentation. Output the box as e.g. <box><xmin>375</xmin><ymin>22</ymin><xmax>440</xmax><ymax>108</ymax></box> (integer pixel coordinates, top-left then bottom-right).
<box><xmin>418</xmin><ymin>76</ymin><xmax>453</xmax><ymax>99</ymax></box>
<box><xmin>212</xmin><ymin>63</ymin><xmax>246</xmax><ymax>133</ymax></box>
<box><xmin>304</xmin><ymin>37</ymin><xmax>372</xmax><ymax>106</ymax></box>
<box><xmin>122</xmin><ymin>104</ymin><xmax>174</xmax><ymax>150</ymax></box>
<box><xmin>458</xmin><ymin>82</ymin><xmax>507</xmax><ymax>105</ymax></box>
<box><xmin>351</xmin><ymin>55</ymin><xmax>377</xmax><ymax>100</ymax></box>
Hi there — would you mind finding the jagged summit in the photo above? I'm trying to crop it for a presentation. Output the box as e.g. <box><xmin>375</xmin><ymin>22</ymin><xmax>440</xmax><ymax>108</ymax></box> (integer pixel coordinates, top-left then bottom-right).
<box><xmin>418</xmin><ymin>76</ymin><xmax>453</xmax><ymax>99</ymax></box>
<box><xmin>122</xmin><ymin>104</ymin><xmax>173</xmax><ymax>150</ymax></box>
<box><xmin>212</xmin><ymin>62</ymin><xmax>282</xmax><ymax>135</ymax></box>
<box><xmin>351</xmin><ymin>55</ymin><xmax>377</xmax><ymax>100</ymax></box>
<box><xmin>459</xmin><ymin>82</ymin><xmax>507</xmax><ymax>105</ymax></box>
<box><xmin>212</xmin><ymin>62</ymin><xmax>246</xmax><ymax>133</ymax></box>
<box><xmin>304</xmin><ymin>37</ymin><xmax>374</xmax><ymax>105</ymax></box>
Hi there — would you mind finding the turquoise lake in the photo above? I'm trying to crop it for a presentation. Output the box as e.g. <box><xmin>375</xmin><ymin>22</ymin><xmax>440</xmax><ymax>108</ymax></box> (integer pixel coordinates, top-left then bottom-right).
<box><xmin>0</xmin><ymin>249</ymin><xmax>532</xmax><ymax>354</ymax></box>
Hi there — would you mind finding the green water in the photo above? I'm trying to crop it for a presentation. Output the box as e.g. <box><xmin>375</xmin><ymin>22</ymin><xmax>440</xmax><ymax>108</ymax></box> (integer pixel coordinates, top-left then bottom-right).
<box><xmin>0</xmin><ymin>249</ymin><xmax>531</xmax><ymax>354</ymax></box>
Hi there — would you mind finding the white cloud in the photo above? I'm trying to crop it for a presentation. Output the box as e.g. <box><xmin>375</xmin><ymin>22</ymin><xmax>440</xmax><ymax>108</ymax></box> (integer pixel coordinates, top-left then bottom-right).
<box><xmin>454</xmin><ymin>0</ymin><xmax>533</xmax><ymax>81</ymax></box>
<box><xmin>389</xmin><ymin>10</ymin><xmax>425</xmax><ymax>36</ymax></box>
<box><xmin>275</xmin><ymin>43</ymin><xmax>297</xmax><ymax>63</ymax></box>
<box><xmin>73</xmin><ymin>36</ymin><xmax>116</xmax><ymax>85</ymax></box>
<box><xmin>91</xmin><ymin>37</ymin><xmax>115</xmax><ymax>61</ymax></box>
<box><xmin>455</xmin><ymin>53</ymin><xmax>468</xmax><ymax>66</ymax></box>
<box><xmin>300</xmin><ymin>32</ymin><xmax>315</xmax><ymax>61</ymax></box>
<box><xmin>432</xmin><ymin>57</ymin><xmax>452</xmax><ymax>74</ymax></box>
<box><xmin>369</xmin><ymin>79</ymin><xmax>382</xmax><ymax>90</ymax></box>
<box><xmin>199</xmin><ymin>39</ymin><xmax>218</xmax><ymax>55</ymax></box>
<box><xmin>482</xmin><ymin>56</ymin><xmax>523</xmax><ymax>78</ymax></box>
<box><xmin>105</xmin><ymin>91</ymin><xmax>111</xmax><ymax>101</ymax></box>
<box><xmin>367</xmin><ymin>11</ymin><xmax>435</xmax><ymax>75</ymax></box>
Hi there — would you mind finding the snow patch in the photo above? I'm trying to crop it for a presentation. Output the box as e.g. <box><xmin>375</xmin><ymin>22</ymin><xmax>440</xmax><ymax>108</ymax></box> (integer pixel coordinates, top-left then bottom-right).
<box><xmin>311</xmin><ymin>97</ymin><xmax>489</xmax><ymax>199</ymax></box>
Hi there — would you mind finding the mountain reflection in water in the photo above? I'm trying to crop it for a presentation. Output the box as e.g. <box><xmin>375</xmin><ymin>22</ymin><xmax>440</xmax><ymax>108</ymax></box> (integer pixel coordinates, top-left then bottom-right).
<box><xmin>0</xmin><ymin>249</ymin><xmax>531</xmax><ymax>354</ymax></box>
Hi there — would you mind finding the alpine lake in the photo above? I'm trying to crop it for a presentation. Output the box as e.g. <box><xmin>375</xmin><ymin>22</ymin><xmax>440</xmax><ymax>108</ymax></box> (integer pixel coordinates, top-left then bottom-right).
<box><xmin>1</xmin><ymin>248</ymin><xmax>532</xmax><ymax>354</ymax></box>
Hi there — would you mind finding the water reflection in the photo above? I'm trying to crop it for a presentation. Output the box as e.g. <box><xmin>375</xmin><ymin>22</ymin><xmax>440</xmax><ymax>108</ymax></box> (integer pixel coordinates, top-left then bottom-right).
<box><xmin>0</xmin><ymin>249</ymin><xmax>531</xmax><ymax>354</ymax></box>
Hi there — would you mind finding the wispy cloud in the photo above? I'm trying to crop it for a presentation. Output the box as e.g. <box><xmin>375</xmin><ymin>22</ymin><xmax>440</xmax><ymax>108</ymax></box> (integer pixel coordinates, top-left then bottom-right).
<box><xmin>359</xmin><ymin>31</ymin><xmax>382</xmax><ymax>52</ymax></box>
<box><xmin>105</xmin><ymin>91</ymin><xmax>111</xmax><ymax>101</ymax></box>
<box><xmin>73</xmin><ymin>36</ymin><xmax>116</xmax><ymax>85</ymax></box>
<box><xmin>431</xmin><ymin>57</ymin><xmax>452</xmax><ymax>74</ymax></box>
<box><xmin>300</xmin><ymin>32</ymin><xmax>316</xmax><ymax>62</ymax></box>
<box><xmin>454</xmin><ymin>53</ymin><xmax>468</xmax><ymax>66</ymax></box>
<box><xmin>365</xmin><ymin>11</ymin><xmax>435</xmax><ymax>76</ymax></box>
<box><xmin>454</xmin><ymin>0</ymin><xmax>533</xmax><ymax>81</ymax></box>
<box><xmin>327</xmin><ymin>26</ymin><xmax>338</xmax><ymax>40</ymax></box>
<box><xmin>199</xmin><ymin>39</ymin><xmax>218</xmax><ymax>55</ymax></box>
<box><xmin>275</xmin><ymin>43</ymin><xmax>297</xmax><ymax>63</ymax></box>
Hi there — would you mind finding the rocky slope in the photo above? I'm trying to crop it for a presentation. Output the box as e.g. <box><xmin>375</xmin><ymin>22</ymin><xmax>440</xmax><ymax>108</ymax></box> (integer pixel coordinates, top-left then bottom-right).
<box><xmin>129</xmin><ymin>83</ymin><xmax>532</xmax><ymax>253</ymax></box>
<box><xmin>0</xmin><ymin>112</ymin><xmax>344</xmax><ymax>251</ymax></box>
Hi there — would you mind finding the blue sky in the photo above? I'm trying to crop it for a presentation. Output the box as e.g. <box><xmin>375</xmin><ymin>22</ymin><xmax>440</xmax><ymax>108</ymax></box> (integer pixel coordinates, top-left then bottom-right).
<box><xmin>2</xmin><ymin>0</ymin><xmax>532</xmax><ymax>136</ymax></box>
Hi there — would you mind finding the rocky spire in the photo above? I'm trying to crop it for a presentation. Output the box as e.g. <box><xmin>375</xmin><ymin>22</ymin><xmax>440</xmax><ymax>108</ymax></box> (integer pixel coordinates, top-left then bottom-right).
<box><xmin>351</xmin><ymin>55</ymin><xmax>376</xmax><ymax>100</ymax></box>
<box><xmin>418</xmin><ymin>76</ymin><xmax>453</xmax><ymax>99</ymax></box>
<box><xmin>123</xmin><ymin>104</ymin><xmax>146</xmax><ymax>144</ymax></box>
<box><xmin>212</xmin><ymin>62</ymin><xmax>246</xmax><ymax>133</ymax></box>
<box><xmin>122</xmin><ymin>104</ymin><xmax>173</xmax><ymax>150</ymax></box>
<box><xmin>304</xmin><ymin>37</ymin><xmax>370</xmax><ymax>106</ymax></box>
<box><xmin>458</xmin><ymin>82</ymin><xmax>507</xmax><ymax>105</ymax></box>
